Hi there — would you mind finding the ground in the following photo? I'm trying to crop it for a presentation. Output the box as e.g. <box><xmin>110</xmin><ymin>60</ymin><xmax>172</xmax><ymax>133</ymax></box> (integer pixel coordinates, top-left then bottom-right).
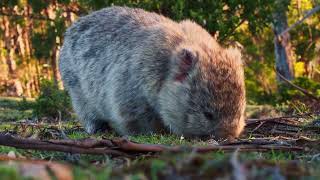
<box><xmin>0</xmin><ymin>97</ymin><xmax>319</xmax><ymax>179</ymax></box>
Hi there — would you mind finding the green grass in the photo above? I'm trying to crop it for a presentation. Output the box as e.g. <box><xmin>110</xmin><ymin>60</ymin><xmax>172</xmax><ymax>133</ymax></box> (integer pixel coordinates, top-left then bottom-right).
<box><xmin>0</xmin><ymin>97</ymin><xmax>34</xmax><ymax>122</ymax></box>
<box><xmin>0</xmin><ymin>146</ymin><xmax>19</xmax><ymax>155</ymax></box>
<box><xmin>128</xmin><ymin>134</ymin><xmax>190</xmax><ymax>145</ymax></box>
<box><xmin>0</xmin><ymin>96</ymin><xmax>319</xmax><ymax>179</ymax></box>
<box><xmin>0</xmin><ymin>97</ymin><xmax>34</xmax><ymax>109</ymax></box>
<box><xmin>0</xmin><ymin>108</ymin><xmax>32</xmax><ymax>122</ymax></box>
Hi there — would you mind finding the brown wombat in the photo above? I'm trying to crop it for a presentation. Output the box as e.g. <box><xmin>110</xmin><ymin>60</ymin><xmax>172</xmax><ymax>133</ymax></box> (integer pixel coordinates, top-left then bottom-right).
<box><xmin>59</xmin><ymin>6</ymin><xmax>246</xmax><ymax>140</ymax></box>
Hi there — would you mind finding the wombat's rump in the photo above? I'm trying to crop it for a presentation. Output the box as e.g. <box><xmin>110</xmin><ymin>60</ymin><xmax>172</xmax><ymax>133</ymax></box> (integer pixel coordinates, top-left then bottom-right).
<box><xmin>59</xmin><ymin>6</ymin><xmax>246</xmax><ymax>140</ymax></box>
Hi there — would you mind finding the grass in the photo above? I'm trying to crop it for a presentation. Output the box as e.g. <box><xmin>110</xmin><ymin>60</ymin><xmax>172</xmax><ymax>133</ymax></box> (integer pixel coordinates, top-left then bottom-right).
<box><xmin>0</xmin><ymin>97</ymin><xmax>34</xmax><ymax>122</ymax></box>
<box><xmin>0</xmin><ymin>96</ymin><xmax>319</xmax><ymax>179</ymax></box>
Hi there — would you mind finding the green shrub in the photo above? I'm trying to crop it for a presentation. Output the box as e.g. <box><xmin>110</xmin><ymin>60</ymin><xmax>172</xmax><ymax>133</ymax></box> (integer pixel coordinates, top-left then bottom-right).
<box><xmin>33</xmin><ymin>79</ymin><xmax>72</xmax><ymax>120</ymax></box>
<box><xmin>245</xmin><ymin>62</ymin><xmax>278</xmax><ymax>105</ymax></box>
<box><xmin>278</xmin><ymin>77</ymin><xmax>320</xmax><ymax>102</ymax></box>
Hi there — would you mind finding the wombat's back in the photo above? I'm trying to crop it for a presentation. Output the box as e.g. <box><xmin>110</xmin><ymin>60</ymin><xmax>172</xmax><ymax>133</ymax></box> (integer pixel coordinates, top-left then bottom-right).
<box><xmin>59</xmin><ymin>6</ymin><xmax>186</xmax><ymax>134</ymax></box>
<box><xmin>60</xmin><ymin>6</ymin><xmax>171</xmax><ymax>67</ymax></box>
<box><xmin>59</xmin><ymin>7</ymin><xmax>168</xmax><ymax>90</ymax></box>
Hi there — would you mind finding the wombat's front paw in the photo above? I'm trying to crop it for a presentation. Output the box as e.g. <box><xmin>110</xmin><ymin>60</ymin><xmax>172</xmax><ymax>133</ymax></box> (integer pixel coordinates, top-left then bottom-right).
<box><xmin>84</xmin><ymin>121</ymin><xmax>110</xmax><ymax>134</ymax></box>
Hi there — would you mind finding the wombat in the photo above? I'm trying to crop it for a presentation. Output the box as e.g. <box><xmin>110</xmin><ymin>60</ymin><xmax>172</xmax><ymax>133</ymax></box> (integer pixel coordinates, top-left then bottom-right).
<box><xmin>59</xmin><ymin>6</ymin><xmax>246</xmax><ymax>140</ymax></box>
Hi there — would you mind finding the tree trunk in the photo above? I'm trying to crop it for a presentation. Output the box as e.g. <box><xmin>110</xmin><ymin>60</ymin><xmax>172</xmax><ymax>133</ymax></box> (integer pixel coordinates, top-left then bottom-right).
<box><xmin>51</xmin><ymin>43</ymin><xmax>61</xmax><ymax>87</ymax></box>
<box><xmin>273</xmin><ymin>0</ymin><xmax>295</xmax><ymax>81</ymax></box>
<box><xmin>2</xmin><ymin>15</ymin><xmax>23</xmax><ymax>96</ymax></box>
<box><xmin>45</xmin><ymin>4</ymin><xmax>62</xmax><ymax>88</ymax></box>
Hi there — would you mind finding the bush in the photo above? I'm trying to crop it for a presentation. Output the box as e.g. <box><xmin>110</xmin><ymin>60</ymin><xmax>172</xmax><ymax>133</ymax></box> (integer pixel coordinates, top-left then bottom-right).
<box><xmin>33</xmin><ymin>79</ymin><xmax>72</xmax><ymax>120</ymax></box>
<box><xmin>278</xmin><ymin>77</ymin><xmax>320</xmax><ymax>102</ymax></box>
<box><xmin>244</xmin><ymin>62</ymin><xmax>278</xmax><ymax>105</ymax></box>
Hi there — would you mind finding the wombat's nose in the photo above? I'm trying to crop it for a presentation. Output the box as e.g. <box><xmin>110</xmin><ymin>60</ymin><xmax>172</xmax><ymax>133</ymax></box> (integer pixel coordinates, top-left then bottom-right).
<box><xmin>213</xmin><ymin>124</ymin><xmax>244</xmax><ymax>141</ymax></box>
<box><xmin>212</xmin><ymin>114</ymin><xmax>245</xmax><ymax>141</ymax></box>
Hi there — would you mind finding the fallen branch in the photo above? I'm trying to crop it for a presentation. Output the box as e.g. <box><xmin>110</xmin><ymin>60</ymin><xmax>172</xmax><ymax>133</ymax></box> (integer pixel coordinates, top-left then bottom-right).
<box><xmin>111</xmin><ymin>138</ymin><xmax>303</xmax><ymax>153</ymax></box>
<box><xmin>0</xmin><ymin>134</ymin><xmax>129</xmax><ymax>157</ymax></box>
<box><xmin>0</xmin><ymin>134</ymin><xmax>304</xmax><ymax>157</ymax></box>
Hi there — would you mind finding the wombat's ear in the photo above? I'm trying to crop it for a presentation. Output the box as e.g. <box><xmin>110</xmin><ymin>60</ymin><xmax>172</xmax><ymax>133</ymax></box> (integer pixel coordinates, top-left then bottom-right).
<box><xmin>174</xmin><ymin>49</ymin><xmax>197</xmax><ymax>82</ymax></box>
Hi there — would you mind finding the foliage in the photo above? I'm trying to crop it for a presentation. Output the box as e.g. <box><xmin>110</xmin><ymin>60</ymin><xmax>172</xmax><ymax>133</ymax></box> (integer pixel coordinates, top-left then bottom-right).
<box><xmin>33</xmin><ymin>80</ymin><xmax>72</xmax><ymax>119</ymax></box>
<box><xmin>77</xmin><ymin>0</ymin><xmax>276</xmax><ymax>41</ymax></box>
<box><xmin>278</xmin><ymin>76</ymin><xmax>320</xmax><ymax>102</ymax></box>
<box><xmin>245</xmin><ymin>60</ymin><xmax>277</xmax><ymax>104</ymax></box>
<box><xmin>288</xmin><ymin>0</ymin><xmax>320</xmax><ymax>62</ymax></box>
<box><xmin>29</xmin><ymin>0</ymin><xmax>49</xmax><ymax>13</ymax></box>
<box><xmin>0</xmin><ymin>0</ymin><xmax>18</xmax><ymax>8</ymax></box>
<box><xmin>1</xmin><ymin>0</ymin><xmax>320</xmax><ymax>104</ymax></box>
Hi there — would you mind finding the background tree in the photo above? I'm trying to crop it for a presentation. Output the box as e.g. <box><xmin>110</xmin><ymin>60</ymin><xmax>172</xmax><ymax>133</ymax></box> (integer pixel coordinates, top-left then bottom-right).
<box><xmin>273</xmin><ymin>0</ymin><xmax>295</xmax><ymax>81</ymax></box>
<box><xmin>0</xmin><ymin>0</ymin><xmax>319</xmax><ymax>105</ymax></box>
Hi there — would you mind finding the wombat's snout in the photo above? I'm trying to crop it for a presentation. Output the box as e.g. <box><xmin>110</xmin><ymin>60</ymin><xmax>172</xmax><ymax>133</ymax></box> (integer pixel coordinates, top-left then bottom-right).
<box><xmin>181</xmin><ymin>118</ymin><xmax>245</xmax><ymax>141</ymax></box>
<box><xmin>212</xmin><ymin>115</ymin><xmax>246</xmax><ymax>141</ymax></box>
<box><xmin>187</xmin><ymin>119</ymin><xmax>245</xmax><ymax>141</ymax></box>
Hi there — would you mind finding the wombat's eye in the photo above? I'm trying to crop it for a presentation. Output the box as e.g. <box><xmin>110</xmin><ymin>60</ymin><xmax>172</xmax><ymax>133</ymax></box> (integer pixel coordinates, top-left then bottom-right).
<box><xmin>203</xmin><ymin>112</ymin><xmax>214</xmax><ymax>120</ymax></box>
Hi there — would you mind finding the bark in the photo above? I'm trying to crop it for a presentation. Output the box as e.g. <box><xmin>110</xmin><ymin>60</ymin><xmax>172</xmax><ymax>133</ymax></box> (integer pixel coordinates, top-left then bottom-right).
<box><xmin>273</xmin><ymin>0</ymin><xmax>295</xmax><ymax>81</ymax></box>
<box><xmin>46</xmin><ymin>4</ymin><xmax>62</xmax><ymax>88</ymax></box>
<box><xmin>1</xmin><ymin>14</ymin><xmax>24</xmax><ymax>96</ymax></box>
<box><xmin>3</xmin><ymin>16</ymin><xmax>16</xmax><ymax>74</ymax></box>
<box><xmin>51</xmin><ymin>44</ymin><xmax>60</xmax><ymax>86</ymax></box>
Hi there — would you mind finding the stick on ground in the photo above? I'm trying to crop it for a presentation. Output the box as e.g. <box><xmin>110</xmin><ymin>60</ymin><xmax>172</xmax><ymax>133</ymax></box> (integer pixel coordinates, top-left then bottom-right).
<box><xmin>0</xmin><ymin>134</ymin><xmax>304</xmax><ymax>157</ymax></box>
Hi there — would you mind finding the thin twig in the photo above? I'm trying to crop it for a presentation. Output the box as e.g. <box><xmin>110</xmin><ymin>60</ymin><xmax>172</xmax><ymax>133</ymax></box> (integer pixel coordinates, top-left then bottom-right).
<box><xmin>251</xmin><ymin>121</ymin><xmax>266</xmax><ymax>133</ymax></box>
<box><xmin>247</xmin><ymin>118</ymin><xmax>301</xmax><ymax>125</ymax></box>
<box><xmin>220</xmin><ymin>18</ymin><xmax>247</xmax><ymax>42</ymax></box>
<box><xmin>279</xmin><ymin>6</ymin><xmax>320</xmax><ymax>37</ymax></box>
<box><xmin>246</xmin><ymin>112</ymin><xmax>316</xmax><ymax>126</ymax></box>
<box><xmin>275</xmin><ymin>69</ymin><xmax>320</xmax><ymax>101</ymax></box>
